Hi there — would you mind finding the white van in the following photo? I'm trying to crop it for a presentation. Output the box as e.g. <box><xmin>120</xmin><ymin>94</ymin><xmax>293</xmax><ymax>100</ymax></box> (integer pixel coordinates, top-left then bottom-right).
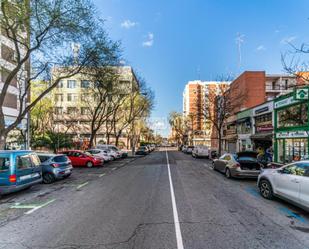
<box><xmin>192</xmin><ymin>145</ymin><xmax>209</xmax><ymax>158</ymax></box>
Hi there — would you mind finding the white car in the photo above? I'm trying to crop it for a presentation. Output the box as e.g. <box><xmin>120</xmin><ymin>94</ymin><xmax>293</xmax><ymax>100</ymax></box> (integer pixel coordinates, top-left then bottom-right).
<box><xmin>86</xmin><ymin>149</ymin><xmax>113</xmax><ymax>162</ymax></box>
<box><xmin>192</xmin><ymin>145</ymin><xmax>209</xmax><ymax>158</ymax></box>
<box><xmin>96</xmin><ymin>144</ymin><xmax>122</xmax><ymax>159</ymax></box>
<box><xmin>258</xmin><ymin>161</ymin><xmax>309</xmax><ymax>211</ymax></box>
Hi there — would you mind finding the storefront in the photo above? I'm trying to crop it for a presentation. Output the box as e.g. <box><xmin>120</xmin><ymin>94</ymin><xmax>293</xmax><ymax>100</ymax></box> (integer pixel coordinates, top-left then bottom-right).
<box><xmin>223</xmin><ymin>115</ymin><xmax>237</xmax><ymax>153</ymax></box>
<box><xmin>251</xmin><ymin>101</ymin><xmax>274</xmax><ymax>152</ymax></box>
<box><xmin>236</xmin><ymin>109</ymin><xmax>253</xmax><ymax>151</ymax></box>
<box><xmin>274</xmin><ymin>88</ymin><xmax>309</xmax><ymax>163</ymax></box>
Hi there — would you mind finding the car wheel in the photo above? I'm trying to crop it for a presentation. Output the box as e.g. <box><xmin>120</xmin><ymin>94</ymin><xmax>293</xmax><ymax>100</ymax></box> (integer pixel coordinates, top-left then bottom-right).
<box><xmin>86</xmin><ymin>161</ymin><xmax>94</xmax><ymax>168</ymax></box>
<box><xmin>211</xmin><ymin>161</ymin><xmax>215</xmax><ymax>170</ymax></box>
<box><xmin>43</xmin><ymin>173</ymin><xmax>55</xmax><ymax>184</ymax></box>
<box><xmin>225</xmin><ymin>168</ymin><xmax>232</xmax><ymax>178</ymax></box>
<box><xmin>259</xmin><ymin>179</ymin><xmax>273</xmax><ymax>199</ymax></box>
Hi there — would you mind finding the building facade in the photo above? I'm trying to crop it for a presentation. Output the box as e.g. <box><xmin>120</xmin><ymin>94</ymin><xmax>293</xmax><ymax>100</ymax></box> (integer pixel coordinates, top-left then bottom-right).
<box><xmin>220</xmin><ymin>71</ymin><xmax>300</xmax><ymax>154</ymax></box>
<box><xmin>274</xmin><ymin>87</ymin><xmax>309</xmax><ymax>163</ymax></box>
<box><xmin>52</xmin><ymin>66</ymin><xmax>139</xmax><ymax>148</ymax></box>
<box><xmin>183</xmin><ymin>80</ymin><xmax>230</xmax><ymax>147</ymax></box>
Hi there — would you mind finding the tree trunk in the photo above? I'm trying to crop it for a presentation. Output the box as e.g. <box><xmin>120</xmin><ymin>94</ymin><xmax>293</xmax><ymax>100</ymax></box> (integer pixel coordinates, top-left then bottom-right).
<box><xmin>89</xmin><ymin>133</ymin><xmax>96</xmax><ymax>149</ymax></box>
<box><xmin>107</xmin><ymin>133</ymin><xmax>110</xmax><ymax>144</ymax></box>
<box><xmin>218</xmin><ymin>132</ymin><xmax>222</xmax><ymax>157</ymax></box>
<box><xmin>115</xmin><ymin>135</ymin><xmax>119</xmax><ymax>147</ymax></box>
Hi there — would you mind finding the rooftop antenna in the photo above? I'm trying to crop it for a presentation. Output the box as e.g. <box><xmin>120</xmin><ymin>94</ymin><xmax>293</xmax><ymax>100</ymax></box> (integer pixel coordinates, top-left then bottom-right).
<box><xmin>235</xmin><ymin>33</ymin><xmax>245</xmax><ymax>70</ymax></box>
<box><xmin>197</xmin><ymin>66</ymin><xmax>201</xmax><ymax>81</ymax></box>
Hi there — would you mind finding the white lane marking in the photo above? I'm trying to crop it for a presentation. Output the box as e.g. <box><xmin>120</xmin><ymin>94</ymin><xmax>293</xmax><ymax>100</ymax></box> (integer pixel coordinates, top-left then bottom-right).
<box><xmin>99</xmin><ymin>173</ymin><xmax>106</xmax><ymax>178</ymax></box>
<box><xmin>11</xmin><ymin>199</ymin><xmax>56</xmax><ymax>214</ymax></box>
<box><xmin>76</xmin><ymin>182</ymin><xmax>89</xmax><ymax>190</ymax></box>
<box><xmin>165</xmin><ymin>150</ymin><xmax>185</xmax><ymax>249</ymax></box>
<box><xmin>26</xmin><ymin>199</ymin><xmax>56</xmax><ymax>215</ymax></box>
<box><xmin>112</xmin><ymin>167</ymin><xmax>117</xmax><ymax>171</ymax></box>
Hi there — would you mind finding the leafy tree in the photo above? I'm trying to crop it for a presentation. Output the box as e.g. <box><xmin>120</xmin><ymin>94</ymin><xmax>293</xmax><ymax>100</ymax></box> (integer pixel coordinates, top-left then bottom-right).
<box><xmin>0</xmin><ymin>0</ymin><xmax>119</xmax><ymax>148</ymax></box>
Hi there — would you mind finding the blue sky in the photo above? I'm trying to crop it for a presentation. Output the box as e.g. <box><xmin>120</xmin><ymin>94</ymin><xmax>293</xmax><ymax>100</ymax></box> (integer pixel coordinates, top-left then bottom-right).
<box><xmin>93</xmin><ymin>0</ymin><xmax>309</xmax><ymax>136</ymax></box>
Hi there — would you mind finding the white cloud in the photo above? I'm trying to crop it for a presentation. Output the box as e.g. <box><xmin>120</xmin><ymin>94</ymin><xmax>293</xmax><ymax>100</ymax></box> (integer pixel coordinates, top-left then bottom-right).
<box><xmin>142</xmin><ymin>33</ymin><xmax>154</xmax><ymax>47</ymax></box>
<box><xmin>256</xmin><ymin>45</ymin><xmax>266</xmax><ymax>51</ymax></box>
<box><xmin>281</xmin><ymin>36</ymin><xmax>297</xmax><ymax>44</ymax></box>
<box><xmin>121</xmin><ymin>20</ymin><xmax>138</xmax><ymax>29</ymax></box>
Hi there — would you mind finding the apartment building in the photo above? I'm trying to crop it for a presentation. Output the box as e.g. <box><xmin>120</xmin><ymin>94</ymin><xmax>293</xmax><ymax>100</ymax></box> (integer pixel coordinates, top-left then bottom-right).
<box><xmin>222</xmin><ymin>71</ymin><xmax>303</xmax><ymax>153</ymax></box>
<box><xmin>52</xmin><ymin>66</ymin><xmax>138</xmax><ymax>147</ymax></box>
<box><xmin>183</xmin><ymin>80</ymin><xmax>230</xmax><ymax>146</ymax></box>
<box><xmin>0</xmin><ymin>3</ymin><xmax>30</xmax><ymax>149</ymax></box>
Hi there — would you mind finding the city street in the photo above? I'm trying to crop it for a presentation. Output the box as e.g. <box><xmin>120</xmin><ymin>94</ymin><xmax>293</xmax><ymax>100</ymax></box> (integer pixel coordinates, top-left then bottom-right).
<box><xmin>0</xmin><ymin>148</ymin><xmax>308</xmax><ymax>249</ymax></box>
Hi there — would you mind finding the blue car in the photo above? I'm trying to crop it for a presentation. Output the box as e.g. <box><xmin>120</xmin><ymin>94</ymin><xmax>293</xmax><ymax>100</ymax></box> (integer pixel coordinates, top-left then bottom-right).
<box><xmin>0</xmin><ymin>150</ymin><xmax>42</xmax><ymax>195</ymax></box>
<box><xmin>37</xmin><ymin>153</ymin><xmax>73</xmax><ymax>184</ymax></box>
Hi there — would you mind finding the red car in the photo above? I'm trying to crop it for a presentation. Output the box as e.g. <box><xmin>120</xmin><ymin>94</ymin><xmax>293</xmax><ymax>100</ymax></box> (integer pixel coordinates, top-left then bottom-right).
<box><xmin>61</xmin><ymin>150</ymin><xmax>103</xmax><ymax>168</ymax></box>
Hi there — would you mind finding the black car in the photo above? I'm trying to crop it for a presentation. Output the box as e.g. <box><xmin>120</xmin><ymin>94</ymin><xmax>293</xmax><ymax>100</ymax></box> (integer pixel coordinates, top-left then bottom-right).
<box><xmin>37</xmin><ymin>154</ymin><xmax>73</xmax><ymax>184</ymax></box>
<box><xmin>135</xmin><ymin>146</ymin><xmax>149</xmax><ymax>155</ymax></box>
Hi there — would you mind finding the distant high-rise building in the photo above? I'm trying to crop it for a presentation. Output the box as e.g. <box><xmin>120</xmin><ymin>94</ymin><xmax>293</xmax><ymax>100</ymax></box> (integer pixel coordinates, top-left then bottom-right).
<box><xmin>183</xmin><ymin>80</ymin><xmax>230</xmax><ymax>146</ymax></box>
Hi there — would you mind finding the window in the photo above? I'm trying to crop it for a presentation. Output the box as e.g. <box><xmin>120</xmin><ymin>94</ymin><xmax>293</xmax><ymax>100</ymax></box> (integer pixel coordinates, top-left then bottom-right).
<box><xmin>67</xmin><ymin>93</ymin><xmax>73</xmax><ymax>101</ymax></box>
<box><xmin>81</xmin><ymin>107</ymin><xmax>90</xmax><ymax>115</ymax></box>
<box><xmin>67</xmin><ymin>80</ymin><xmax>76</xmax><ymax>88</ymax></box>
<box><xmin>277</xmin><ymin>103</ymin><xmax>308</xmax><ymax>128</ymax></box>
<box><xmin>57</xmin><ymin>80</ymin><xmax>64</xmax><ymax>88</ymax></box>
<box><xmin>282</xmin><ymin>163</ymin><xmax>307</xmax><ymax>176</ymax></box>
<box><xmin>73</xmin><ymin>152</ymin><xmax>81</xmax><ymax>157</ymax></box>
<box><xmin>67</xmin><ymin>107</ymin><xmax>78</xmax><ymax>114</ymax></box>
<box><xmin>0</xmin><ymin>156</ymin><xmax>10</xmax><ymax>171</ymax></box>
<box><xmin>38</xmin><ymin>155</ymin><xmax>50</xmax><ymax>162</ymax></box>
<box><xmin>53</xmin><ymin>155</ymin><xmax>68</xmax><ymax>163</ymax></box>
<box><xmin>81</xmin><ymin>80</ymin><xmax>90</xmax><ymax>88</ymax></box>
<box><xmin>54</xmin><ymin>107</ymin><xmax>63</xmax><ymax>115</ymax></box>
<box><xmin>54</xmin><ymin>94</ymin><xmax>63</xmax><ymax>102</ymax></box>
<box><xmin>17</xmin><ymin>155</ymin><xmax>33</xmax><ymax>169</ymax></box>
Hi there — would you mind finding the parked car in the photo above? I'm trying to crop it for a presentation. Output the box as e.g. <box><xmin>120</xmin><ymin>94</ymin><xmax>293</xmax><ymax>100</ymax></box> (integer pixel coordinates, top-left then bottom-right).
<box><xmin>61</xmin><ymin>150</ymin><xmax>103</xmax><ymax>168</ymax></box>
<box><xmin>182</xmin><ymin>145</ymin><xmax>188</xmax><ymax>153</ymax></box>
<box><xmin>192</xmin><ymin>145</ymin><xmax>209</xmax><ymax>158</ymax></box>
<box><xmin>211</xmin><ymin>151</ymin><xmax>262</xmax><ymax>178</ymax></box>
<box><xmin>95</xmin><ymin>145</ymin><xmax>123</xmax><ymax>159</ymax></box>
<box><xmin>86</xmin><ymin>149</ymin><xmax>113</xmax><ymax>162</ymax></box>
<box><xmin>37</xmin><ymin>153</ymin><xmax>72</xmax><ymax>184</ymax></box>
<box><xmin>0</xmin><ymin>151</ymin><xmax>42</xmax><ymax>195</ymax></box>
<box><xmin>186</xmin><ymin>146</ymin><xmax>194</xmax><ymax>154</ymax></box>
<box><xmin>135</xmin><ymin>146</ymin><xmax>149</xmax><ymax>155</ymax></box>
<box><xmin>258</xmin><ymin>161</ymin><xmax>309</xmax><ymax>211</ymax></box>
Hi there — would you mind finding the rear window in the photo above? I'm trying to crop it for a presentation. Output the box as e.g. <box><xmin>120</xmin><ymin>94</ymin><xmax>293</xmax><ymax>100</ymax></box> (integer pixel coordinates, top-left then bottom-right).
<box><xmin>53</xmin><ymin>155</ymin><xmax>68</xmax><ymax>163</ymax></box>
<box><xmin>237</xmin><ymin>156</ymin><xmax>257</xmax><ymax>162</ymax></box>
<box><xmin>0</xmin><ymin>156</ymin><xmax>10</xmax><ymax>171</ymax></box>
<box><xmin>38</xmin><ymin>155</ymin><xmax>51</xmax><ymax>162</ymax></box>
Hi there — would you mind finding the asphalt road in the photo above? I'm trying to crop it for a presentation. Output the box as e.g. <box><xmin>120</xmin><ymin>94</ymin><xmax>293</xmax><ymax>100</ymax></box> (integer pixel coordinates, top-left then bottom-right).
<box><xmin>0</xmin><ymin>148</ymin><xmax>308</xmax><ymax>249</ymax></box>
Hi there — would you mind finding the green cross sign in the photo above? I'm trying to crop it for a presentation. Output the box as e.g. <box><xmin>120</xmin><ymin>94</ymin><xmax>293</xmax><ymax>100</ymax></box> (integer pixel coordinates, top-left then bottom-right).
<box><xmin>295</xmin><ymin>88</ymin><xmax>309</xmax><ymax>100</ymax></box>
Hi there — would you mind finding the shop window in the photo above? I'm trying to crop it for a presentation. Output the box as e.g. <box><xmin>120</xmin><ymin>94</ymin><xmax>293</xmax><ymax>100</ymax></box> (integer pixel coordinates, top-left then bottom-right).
<box><xmin>277</xmin><ymin>103</ymin><xmax>308</xmax><ymax>128</ymax></box>
<box><xmin>285</xmin><ymin>138</ymin><xmax>308</xmax><ymax>162</ymax></box>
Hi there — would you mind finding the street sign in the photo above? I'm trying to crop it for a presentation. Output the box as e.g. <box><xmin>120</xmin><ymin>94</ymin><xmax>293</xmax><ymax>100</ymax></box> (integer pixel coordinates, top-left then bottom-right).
<box><xmin>295</xmin><ymin>88</ymin><xmax>309</xmax><ymax>100</ymax></box>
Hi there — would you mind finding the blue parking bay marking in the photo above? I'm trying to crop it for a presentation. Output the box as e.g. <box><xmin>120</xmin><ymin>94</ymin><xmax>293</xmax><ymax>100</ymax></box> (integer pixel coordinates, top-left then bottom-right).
<box><xmin>245</xmin><ymin>186</ymin><xmax>260</xmax><ymax>198</ymax></box>
<box><xmin>279</xmin><ymin>207</ymin><xmax>308</xmax><ymax>224</ymax></box>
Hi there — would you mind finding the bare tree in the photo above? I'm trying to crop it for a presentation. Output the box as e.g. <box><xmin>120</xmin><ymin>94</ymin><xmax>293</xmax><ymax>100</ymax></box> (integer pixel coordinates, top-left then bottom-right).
<box><xmin>0</xmin><ymin>0</ymin><xmax>119</xmax><ymax>148</ymax></box>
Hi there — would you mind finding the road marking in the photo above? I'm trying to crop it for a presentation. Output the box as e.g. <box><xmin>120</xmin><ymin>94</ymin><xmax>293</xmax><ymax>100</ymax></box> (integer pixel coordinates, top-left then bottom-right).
<box><xmin>26</xmin><ymin>199</ymin><xmax>56</xmax><ymax>215</ymax></box>
<box><xmin>11</xmin><ymin>199</ymin><xmax>56</xmax><ymax>215</ymax></box>
<box><xmin>165</xmin><ymin>149</ymin><xmax>184</xmax><ymax>249</ymax></box>
<box><xmin>76</xmin><ymin>182</ymin><xmax>89</xmax><ymax>190</ymax></box>
<box><xmin>112</xmin><ymin>167</ymin><xmax>117</xmax><ymax>171</ymax></box>
<box><xmin>99</xmin><ymin>173</ymin><xmax>106</xmax><ymax>178</ymax></box>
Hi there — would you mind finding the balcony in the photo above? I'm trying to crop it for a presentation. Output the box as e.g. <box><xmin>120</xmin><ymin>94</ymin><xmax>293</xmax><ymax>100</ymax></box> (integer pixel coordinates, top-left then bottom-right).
<box><xmin>265</xmin><ymin>85</ymin><xmax>293</xmax><ymax>93</ymax></box>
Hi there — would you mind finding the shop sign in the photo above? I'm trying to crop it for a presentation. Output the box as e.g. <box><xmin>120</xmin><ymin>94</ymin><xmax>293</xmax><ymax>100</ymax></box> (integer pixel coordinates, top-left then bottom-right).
<box><xmin>256</xmin><ymin>124</ymin><xmax>273</xmax><ymax>132</ymax></box>
<box><xmin>295</xmin><ymin>88</ymin><xmax>309</xmax><ymax>100</ymax></box>
<box><xmin>274</xmin><ymin>96</ymin><xmax>299</xmax><ymax>109</ymax></box>
<box><xmin>255</xmin><ymin>106</ymin><xmax>269</xmax><ymax>115</ymax></box>
<box><xmin>276</xmin><ymin>131</ymin><xmax>309</xmax><ymax>139</ymax></box>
